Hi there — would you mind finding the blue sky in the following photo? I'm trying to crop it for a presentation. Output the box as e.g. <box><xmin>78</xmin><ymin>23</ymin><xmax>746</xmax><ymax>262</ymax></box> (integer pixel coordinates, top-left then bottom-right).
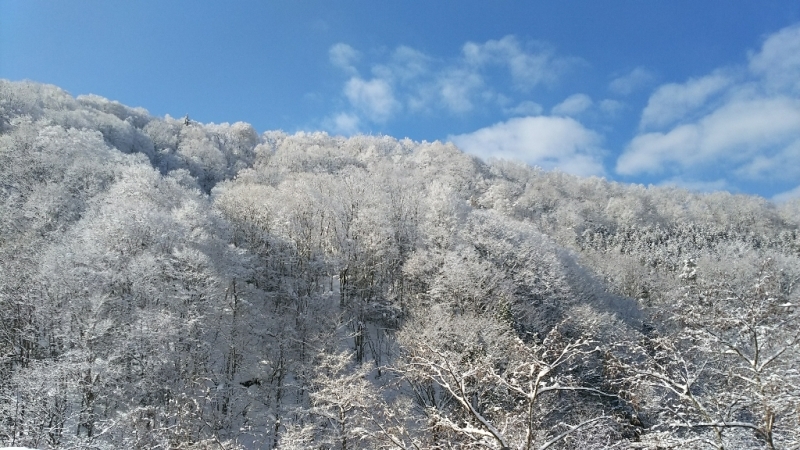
<box><xmin>3</xmin><ymin>1</ymin><xmax>800</xmax><ymax>200</ymax></box>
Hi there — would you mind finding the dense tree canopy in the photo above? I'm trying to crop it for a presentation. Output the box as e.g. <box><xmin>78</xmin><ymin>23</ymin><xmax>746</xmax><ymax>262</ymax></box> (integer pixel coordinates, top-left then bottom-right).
<box><xmin>1</xmin><ymin>80</ymin><xmax>799</xmax><ymax>449</ymax></box>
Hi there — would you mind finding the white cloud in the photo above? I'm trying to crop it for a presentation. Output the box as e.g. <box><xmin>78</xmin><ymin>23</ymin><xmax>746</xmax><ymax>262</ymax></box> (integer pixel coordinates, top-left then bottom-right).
<box><xmin>325</xmin><ymin>112</ymin><xmax>361</xmax><ymax>136</ymax></box>
<box><xmin>639</xmin><ymin>72</ymin><xmax>732</xmax><ymax>129</ymax></box>
<box><xmin>372</xmin><ymin>46</ymin><xmax>432</xmax><ymax>83</ymax></box>
<box><xmin>599</xmin><ymin>99</ymin><xmax>624</xmax><ymax>116</ymax></box>
<box><xmin>406</xmin><ymin>84</ymin><xmax>437</xmax><ymax>113</ymax></box>
<box><xmin>450</xmin><ymin>116</ymin><xmax>605</xmax><ymax>176</ymax></box>
<box><xmin>609</xmin><ymin>67</ymin><xmax>655</xmax><ymax>95</ymax></box>
<box><xmin>735</xmin><ymin>139</ymin><xmax>800</xmax><ymax>180</ymax></box>
<box><xmin>749</xmin><ymin>23</ymin><xmax>800</xmax><ymax>94</ymax></box>
<box><xmin>329</xmin><ymin>37</ymin><xmax>579</xmax><ymax>124</ymax></box>
<box><xmin>619</xmin><ymin>22</ymin><xmax>800</xmax><ymax>194</ymax></box>
<box><xmin>462</xmin><ymin>35</ymin><xmax>579</xmax><ymax>91</ymax></box>
<box><xmin>437</xmin><ymin>69</ymin><xmax>484</xmax><ymax>114</ymax></box>
<box><xmin>699</xmin><ymin>97</ymin><xmax>800</xmax><ymax>155</ymax></box>
<box><xmin>329</xmin><ymin>43</ymin><xmax>360</xmax><ymax>74</ymax></box>
<box><xmin>618</xmin><ymin>97</ymin><xmax>800</xmax><ymax>175</ymax></box>
<box><xmin>773</xmin><ymin>184</ymin><xmax>800</xmax><ymax>203</ymax></box>
<box><xmin>503</xmin><ymin>100</ymin><xmax>543</xmax><ymax>116</ymax></box>
<box><xmin>618</xmin><ymin>125</ymin><xmax>700</xmax><ymax>175</ymax></box>
<box><xmin>551</xmin><ymin>93</ymin><xmax>592</xmax><ymax>116</ymax></box>
<box><xmin>389</xmin><ymin>46</ymin><xmax>431</xmax><ymax>80</ymax></box>
<box><xmin>344</xmin><ymin>77</ymin><xmax>399</xmax><ymax>122</ymax></box>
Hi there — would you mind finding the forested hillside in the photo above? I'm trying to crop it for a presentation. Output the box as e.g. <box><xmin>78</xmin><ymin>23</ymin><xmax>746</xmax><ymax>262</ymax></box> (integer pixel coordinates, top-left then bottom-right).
<box><xmin>1</xmin><ymin>80</ymin><xmax>799</xmax><ymax>449</ymax></box>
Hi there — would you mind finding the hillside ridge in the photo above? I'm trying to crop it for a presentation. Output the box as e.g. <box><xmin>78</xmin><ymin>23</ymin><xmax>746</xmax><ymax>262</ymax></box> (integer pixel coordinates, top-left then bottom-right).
<box><xmin>1</xmin><ymin>79</ymin><xmax>799</xmax><ymax>449</ymax></box>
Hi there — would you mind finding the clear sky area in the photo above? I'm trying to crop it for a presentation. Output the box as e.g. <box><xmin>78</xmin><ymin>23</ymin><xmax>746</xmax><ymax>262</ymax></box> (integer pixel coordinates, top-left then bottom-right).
<box><xmin>3</xmin><ymin>1</ymin><xmax>800</xmax><ymax>200</ymax></box>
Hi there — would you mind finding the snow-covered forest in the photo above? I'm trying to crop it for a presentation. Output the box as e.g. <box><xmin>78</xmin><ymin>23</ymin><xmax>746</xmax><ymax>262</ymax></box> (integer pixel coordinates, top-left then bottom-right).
<box><xmin>1</xmin><ymin>80</ymin><xmax>799</xmax><ymax>449</ymax></box>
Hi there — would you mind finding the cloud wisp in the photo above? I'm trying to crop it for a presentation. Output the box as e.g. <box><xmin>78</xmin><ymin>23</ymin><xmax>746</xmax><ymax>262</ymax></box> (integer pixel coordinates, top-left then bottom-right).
<box><xmin>609</xmin><ymin>67</ymin><xmax>655</xmax><ymax>96</ymax></box>
<box><xmin>503</xmin><ymin>100</ymin><xmax>544</xmax><ymax>117</ymax></box>
<box><xmin>748</xmin><ymin>23</ymin><xmax>800</xmax><ymax>95</ymax></box>
<box><xmin>619</xmin><ymin>97</ymin><xmax>800</xmax><ymax>176</ymax></box>
<box><xmin>343</xmin><ymin>77</ymin><xmax>399</xmax><ymax>123</ymax></box>
<box><xmin>617</xmin><ymin>23</ymin><xmax>800</xmax><ymax>197</ymax></box>
<box><xmin>639</xmin><ymin>72</ymin><xmax>732</xmax><ymax>130</ymax></box>
<box><xmin>773</xmin><ymin>184</ymin><xmax>800</xmax><ymax>202</ymax></box>
<box><xmin>329</xmin><ymin>43</ymin><xmax>361</xmax><ymax>75</ymax></box>
<box><xmin>325</xmin><ymin>36</ymin><xmax>581</xmax><ymax>132</ymax></box>
<box><xmin>461</xmin><ymin>36</ymin><xmax>581</xmax><ymax>92</ymax></box>
<box><xmin>551</xmin><ymin>93</ymin><xmax>593</xmax><ymax>117</ymax></box>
